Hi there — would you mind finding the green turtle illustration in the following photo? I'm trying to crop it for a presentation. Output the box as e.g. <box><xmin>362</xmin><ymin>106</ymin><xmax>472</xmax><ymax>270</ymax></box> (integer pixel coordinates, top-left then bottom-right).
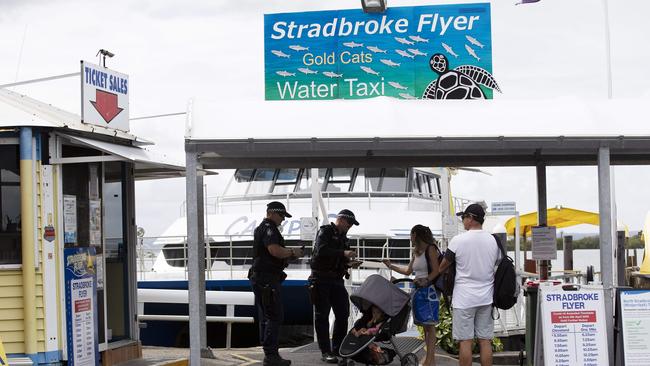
<box><xmin>422</xmin><ymin>53</ymin><xmax>501</xmax><ymax>99</ymax></box>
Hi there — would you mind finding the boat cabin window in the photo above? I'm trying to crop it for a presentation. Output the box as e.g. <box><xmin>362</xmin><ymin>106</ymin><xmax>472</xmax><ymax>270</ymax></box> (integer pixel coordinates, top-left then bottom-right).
<box><xmin>224</xmin><ymin>169</ymin><xmax>254</xmax><ymax>196</ymax></box>
<box><xmin>247</xmin><ymin>169</ymin><xmax>275</xmax><ymax>195</ymax></box>
<box><xmin>417</xmin><ymin>173</ymin><xmax>430</xmax><ymax>194</ymax></box>
<box><xmin>226</xmin><ymin>167</ymin><xmax>412</xmax><ymax>196</ymax></box>
<box><xmin>235</xmin><ymin>169</ymin><xmax>255</xmax><ymax>183</ymax></box>
<box><xmin>413</xmin><ymin>171</ymin><xmax>441</xmax><ymax>196</ymax></box>
<box><xmin>324</xmin><ymin>168</ymin><xmax>355</xmax><ymax>192</ymax></box>
<box><xmin>272</xmin><ymin>169</ymin><xmax>301</xmax><ymax>194</ymax></box>
<box><xmin>364</xmin><ymin>168</ymin><xmax>382</xmax><ymax>191</ymax></box>
<box><xmin>295</xmin><ymin>169</ymin><xmax>326</xmax><ymax>193</ymax></box>
<box><xmin>382</xmin><ymin>168</ymin><xmax>408</xmax><ymax>192</ymax></box>
<box><xmin>356</xmin><ymin>168</ymin><xmax>408</xmax><ymax>192</ymax></box>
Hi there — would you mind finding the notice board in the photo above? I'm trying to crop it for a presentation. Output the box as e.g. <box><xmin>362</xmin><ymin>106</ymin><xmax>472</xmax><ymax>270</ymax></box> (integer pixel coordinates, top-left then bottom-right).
<box><xmin>64</xmin><ymin>247</ymin><xmax>99</xmax><ymax>366</ymax></box>
<box><xmin>619</xmin><ymin>289</ymin><xmax>650</xmax><ymax>365</ymax></box>
<box><xmin>535</xmin><ymin>284</ymin><xmax>609</xmax><ymax>366</ymax></box>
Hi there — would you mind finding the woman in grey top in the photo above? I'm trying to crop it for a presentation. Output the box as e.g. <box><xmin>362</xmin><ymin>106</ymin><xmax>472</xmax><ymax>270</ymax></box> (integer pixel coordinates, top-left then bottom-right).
<box><xmin>383</xmin><ymin>225</ymin><xmax>441</xmax><ymax>366</ymax></box>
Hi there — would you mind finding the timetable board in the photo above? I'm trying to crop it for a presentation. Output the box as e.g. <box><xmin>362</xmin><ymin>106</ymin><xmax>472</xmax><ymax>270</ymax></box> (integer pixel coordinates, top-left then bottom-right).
<box><xmin>534</xmin><ymin>284</ymin><xmax>609</xmax><ymax>366</ymax></box>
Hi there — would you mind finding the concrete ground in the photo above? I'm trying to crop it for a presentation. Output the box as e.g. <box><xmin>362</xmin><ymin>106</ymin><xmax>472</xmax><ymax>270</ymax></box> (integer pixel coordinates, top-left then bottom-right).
<box><xmin>117</xmin><ymin>344</ymin><xmax>523</xmax><ymax>366</ymax></box>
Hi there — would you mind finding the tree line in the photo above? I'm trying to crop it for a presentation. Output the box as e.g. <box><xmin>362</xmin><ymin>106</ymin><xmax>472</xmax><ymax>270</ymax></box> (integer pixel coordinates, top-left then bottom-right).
<box><xmin>504</xmin><ymin>232</ymin><xmax>645</xmax><ymax>251</ymax></box>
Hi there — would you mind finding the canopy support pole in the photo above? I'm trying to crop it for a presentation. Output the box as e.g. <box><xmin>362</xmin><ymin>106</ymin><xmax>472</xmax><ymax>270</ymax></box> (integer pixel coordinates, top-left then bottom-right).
<box><xmin>186</xmin><ymin>151</ymin><xmax>208</xmax><ymax>365</ymax></box>
<box><xmin>536</xmin><ymin>162</ymin><xmax>548</xmax><ymax>280</ymax></box>
<box><xmin>515</xmin><ymin>213</ymin><xmax>521</xmax><ymax>274</ymax></box>
<box><xmin>597</xmin><ymin>146</ymin><xmax>615</xmax><ymax>365</ymax></box>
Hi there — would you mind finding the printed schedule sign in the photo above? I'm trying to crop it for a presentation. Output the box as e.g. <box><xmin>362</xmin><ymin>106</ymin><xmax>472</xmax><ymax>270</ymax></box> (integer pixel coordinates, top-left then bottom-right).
<box><xmin>532</xmin><ymin>226</ymin><xmax>557</xmax><ymax>260</ymax></box>
<box><xmin>539</xmin><ymin>285</ymin><xmax>608</xmax><ymax>366</ymax></box>
<box><xmin>620</xmin><ymin>289</ymin><xmax>650</xmax><ymax>365</ymax></box>
<box><xmin>64</xmin><ymin>247</ymin><xmax>99</xmax><ymax>366</ymax></box>
<box><xmin>264</xmin><ymin>3</ymin><xmax>499</xmax><ymax>101</ymax></box>
<box><xmin>63</xmin><ymin>195</ymin><xmax>77</xmax><ymax>244</ymax></box>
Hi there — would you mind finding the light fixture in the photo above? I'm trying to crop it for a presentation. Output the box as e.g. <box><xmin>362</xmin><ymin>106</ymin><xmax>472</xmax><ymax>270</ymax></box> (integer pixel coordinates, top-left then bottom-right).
<box><xmin>361</xmin><ymin>0</ymin><xmax>387</xmax><ymax>13</ymax></box>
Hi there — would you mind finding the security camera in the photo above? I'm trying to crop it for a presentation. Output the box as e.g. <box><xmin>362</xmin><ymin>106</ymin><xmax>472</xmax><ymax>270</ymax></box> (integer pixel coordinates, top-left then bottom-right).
<box><xmin>98</xmin><ymin>49</ymin><xmax>115</xmax><ymax>58</ymax></box>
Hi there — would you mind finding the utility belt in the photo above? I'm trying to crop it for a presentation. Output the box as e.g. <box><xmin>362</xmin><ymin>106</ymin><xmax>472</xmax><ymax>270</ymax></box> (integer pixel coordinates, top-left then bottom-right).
<box><xmin>309</xmin><ymin>269</ymin><xmax>346</xmax><ymax>280</ymax></box>
<box><xmin>307</xmin><ymin>271</ymin><xmax>347</xmax><ymax>305</ymax></box>
<box><xmin>248</xmin><ymin>269</ymin><xmax>287</xmax><ymax>284</ymax></box>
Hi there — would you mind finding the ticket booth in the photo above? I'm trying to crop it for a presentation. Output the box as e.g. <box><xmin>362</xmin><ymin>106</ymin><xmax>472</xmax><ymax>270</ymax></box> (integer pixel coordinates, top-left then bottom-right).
<box><xmin>0</xmin><ymin>88</ymin><xmax>184</xmax><ymax>365</ymax></box>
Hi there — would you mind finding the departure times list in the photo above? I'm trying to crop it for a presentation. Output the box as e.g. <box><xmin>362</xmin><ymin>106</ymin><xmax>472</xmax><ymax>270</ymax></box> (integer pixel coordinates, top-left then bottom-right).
<box><xmin>64</xmin><ymin>247</ymin><xmax>99</xmax><ymax>366</ymax></box>
<box><xmin>540</xmin><ymin>286</ymin><xmax>609</xmax><ymax>366</ymax></box>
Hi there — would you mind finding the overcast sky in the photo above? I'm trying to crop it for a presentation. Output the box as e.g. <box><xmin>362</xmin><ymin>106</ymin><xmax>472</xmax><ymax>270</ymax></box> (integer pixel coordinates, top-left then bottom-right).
<box><xmin>1</xmin><ymin>0</ymin><xmax>649</xmax><ymax>236</ymax></box>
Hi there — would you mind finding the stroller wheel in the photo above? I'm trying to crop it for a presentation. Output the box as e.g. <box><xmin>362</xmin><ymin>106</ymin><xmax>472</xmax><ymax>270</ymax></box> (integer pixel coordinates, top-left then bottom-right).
<box><xmin>400</xmin><ymin>353</ymin><xmax>418</xmax><ymax>366</ymax></box>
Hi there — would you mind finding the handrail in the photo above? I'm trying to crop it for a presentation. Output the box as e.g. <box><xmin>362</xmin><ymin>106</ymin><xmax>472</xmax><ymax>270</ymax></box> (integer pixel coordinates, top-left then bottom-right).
<box><xmin>178</xmin><ymin>191</ymin><xmax>469</xmax><ymax>217</ymax></box>
<box><xmin>137</xmin><ymin>288</ymin><xmax>254</xmax><ymax>348</ymax></box>
<box><xmin>136</xmin><ymin>234</ymin><xmax>416</xmax><ymax>281</ymax></box>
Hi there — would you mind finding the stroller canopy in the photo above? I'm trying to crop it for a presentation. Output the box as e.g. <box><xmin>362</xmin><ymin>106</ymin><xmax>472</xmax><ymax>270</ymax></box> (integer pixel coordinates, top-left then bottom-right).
<box><xmin>350</xmin><ymin>274</ymin><xmax>410</xmax><ymax>317</ymax></box>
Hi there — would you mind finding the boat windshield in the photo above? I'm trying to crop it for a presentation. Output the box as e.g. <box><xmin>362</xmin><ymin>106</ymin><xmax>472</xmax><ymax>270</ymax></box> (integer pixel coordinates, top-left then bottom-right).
<box><xmin>222</xmin><ymin>168</ymin><xmax>440</xmax><ymax>197</ymax></box>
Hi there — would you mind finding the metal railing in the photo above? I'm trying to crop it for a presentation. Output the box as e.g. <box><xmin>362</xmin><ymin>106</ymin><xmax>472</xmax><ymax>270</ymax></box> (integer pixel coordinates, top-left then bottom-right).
<box><xmin>136</xmin><ymin>233</ymin><xmax>416</xmax><ymax>281</ymax></box>
<box><xmin>178</xmin><ymin>191</ymin><xmax>469</xmax><ymax>217</ymax></box>
<box><xmin>136</xmin><ymin>232</ymin><xmax>529</xmax><ymax>337</ymax></box>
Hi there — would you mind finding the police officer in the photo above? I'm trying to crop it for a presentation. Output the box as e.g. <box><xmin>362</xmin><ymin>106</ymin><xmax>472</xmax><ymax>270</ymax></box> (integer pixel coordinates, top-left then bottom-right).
<box><xmin>309</xmin><ymin>209</ymin><xmax>359</xmax><ymax>364</ymax></box>
<box><xmin>249</xmin><ymin>201</ymin><xmax>304</xmax><ymax>366</ymax></box>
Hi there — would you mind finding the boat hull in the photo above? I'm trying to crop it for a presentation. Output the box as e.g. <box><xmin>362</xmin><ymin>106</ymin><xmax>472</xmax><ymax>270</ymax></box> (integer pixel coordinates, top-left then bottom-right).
<box><xmin>137</xmin><ymin>279</ymin><xmax>312</xmax><ymax>348</ymax></box>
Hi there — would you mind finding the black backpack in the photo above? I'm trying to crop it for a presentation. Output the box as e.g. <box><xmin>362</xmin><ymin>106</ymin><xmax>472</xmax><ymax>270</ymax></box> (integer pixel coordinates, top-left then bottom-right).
<box><xmin>492</xmin><ymin>234</ymin><xmax>518</xmax><ymax>310</ymax></box>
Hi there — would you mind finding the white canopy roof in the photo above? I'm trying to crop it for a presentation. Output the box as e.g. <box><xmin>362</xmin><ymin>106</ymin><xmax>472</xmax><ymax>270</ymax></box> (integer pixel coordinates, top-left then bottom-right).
<box><xmin>0</xmin><ymin>88</ymin><xmax>149</xmax><ymax>144</ymax></box>
<box><xmin>0</xmin><ymin>88</ymin><xmax>187</xmax><ymax>179</ymax></box>
<box><xmin>58</xmin><ymin>134</ymin><xmax>187</xmax><ymax>180</ymax></box>
<box><xmin>184</xmin><ymin>95</ymin><xmax>650</xmax><ymax>169</ymax></box>
<box><xmin>186</xmin><ymin>96</ymin><xmax>650</xmax><ymax>140</ymax></box>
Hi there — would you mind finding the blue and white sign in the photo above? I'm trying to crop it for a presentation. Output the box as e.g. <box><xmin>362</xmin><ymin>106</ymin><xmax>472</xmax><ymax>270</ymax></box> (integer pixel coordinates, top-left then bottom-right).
<box><xmin>64</xmin><ymin>247</ymin><xmax>99</xmax><ymax>366</ymax></box>
<box><xmin>81</xmin><ymin>61</ymin><xmax>130</xmax><ymax>132</ymax></box>
<box><xmin>491</xmin><ymin>201</ymin><xmax>516</xmax><ymax>215</ymax></box>
<box><xmin>620</xmin><ymin>289</ymin><xmax>650</xmax><ymax>366</ymax></box>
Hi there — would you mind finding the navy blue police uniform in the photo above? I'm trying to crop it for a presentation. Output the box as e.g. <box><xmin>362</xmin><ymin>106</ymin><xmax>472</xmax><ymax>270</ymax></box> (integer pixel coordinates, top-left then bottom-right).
<box><xmin>249</xmin><ymin>217</ymin><xmax>289</xmax><ymax>363</ymax></box>
<box><xmin>309</xmin><ymin>222</ymin><xmax>352</xmax><ymax>359</ymax></box>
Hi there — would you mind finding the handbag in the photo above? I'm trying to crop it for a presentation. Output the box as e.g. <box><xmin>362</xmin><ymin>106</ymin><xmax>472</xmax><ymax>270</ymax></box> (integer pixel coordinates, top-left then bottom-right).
<box><xmin>412</xmin><ymin>285</ymin><xmax>439</xmax><ymax>323</ymax></box>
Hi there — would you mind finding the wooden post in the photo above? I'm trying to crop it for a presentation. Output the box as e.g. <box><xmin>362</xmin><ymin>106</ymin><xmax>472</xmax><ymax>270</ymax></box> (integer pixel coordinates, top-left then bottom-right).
<box><xmin>563</xmin><ymin>235</ymin><xmax>573</xmax><ymax>283</ymax></box>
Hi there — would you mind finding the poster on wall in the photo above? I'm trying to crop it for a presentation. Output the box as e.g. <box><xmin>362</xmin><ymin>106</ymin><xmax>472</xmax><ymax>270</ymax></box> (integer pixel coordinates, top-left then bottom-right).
<box><xmin>63</xmin><ymin>195</ymin><xmax>77</xmax><ymax>244</ymax></box>
<box><xmin>89</xmin><ymin>200</ymin><xmax>102</xmax><ymax>246</ymax></box>
<box><xmin>537</xmin><ymin>284</ymin><xmax>609</xmax><ymax>366</ymax></box>
<box><xmin>620</xmin><ymin>289</ymin><xmax>650</xmax><ymax>365</ymax></box>
<box><xmin>264</xmin><ymin>3</ymin><xmax>500</xmax><ymax>100</ymax></box>
<box><xmin>95</xmin><ymin>255</ymin><xmax>104</xmax><ymax>290</ymax></box>
<box><xmin>64</xmin><ymin>247</ymin><xmax>99</xmax><ymax>366</ymax></box>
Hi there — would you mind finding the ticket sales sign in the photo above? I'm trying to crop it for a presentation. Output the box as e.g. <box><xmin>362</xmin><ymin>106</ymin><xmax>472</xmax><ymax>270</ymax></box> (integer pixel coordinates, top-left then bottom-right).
<box><xmin>81</xmin><ymin>61</ymin><xmax>129</xmax><ymax>132</ymax></box>
<box><xmin>264</xmin><ymin>3</ymin><xmax>499</xmax><ymax>101</ymax></box>
<box><xmin>539</xmin><ymin>285</ymin><xmax>609</xmax><ymax>366</ymax></box>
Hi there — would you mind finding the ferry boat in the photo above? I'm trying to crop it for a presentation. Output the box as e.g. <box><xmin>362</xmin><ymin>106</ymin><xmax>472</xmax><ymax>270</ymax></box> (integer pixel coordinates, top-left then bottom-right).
<box><xmin>136</xmin><ymin>167</ymin><xmax>473</xmax><ymax>348</ymax></box>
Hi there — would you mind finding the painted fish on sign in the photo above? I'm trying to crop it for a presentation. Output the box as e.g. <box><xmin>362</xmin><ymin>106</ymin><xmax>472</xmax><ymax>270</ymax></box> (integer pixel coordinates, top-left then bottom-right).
<box><xmin>264</xmin><ymin>3</ymin><xmax>500</xmax><ymax>101</ymax></box>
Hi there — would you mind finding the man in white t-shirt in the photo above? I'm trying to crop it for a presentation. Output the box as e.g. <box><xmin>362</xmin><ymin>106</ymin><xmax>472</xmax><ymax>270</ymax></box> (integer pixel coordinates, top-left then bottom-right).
<box><xmin>438</xmin><ymin>203</ymin><xmax>500</xmax><ymax>366</ymax></box>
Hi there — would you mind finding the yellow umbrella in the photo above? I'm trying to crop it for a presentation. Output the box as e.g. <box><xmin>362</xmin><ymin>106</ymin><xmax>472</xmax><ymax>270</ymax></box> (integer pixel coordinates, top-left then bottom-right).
<box><xmin>640</xmin><ymin>211</ymin><xmax>650</xmax><ymax>274</ymax></box>
<box><xmin>504</xmin><ymin>206</ymin><xmax>600</xmax><ymax>236</ymax></box>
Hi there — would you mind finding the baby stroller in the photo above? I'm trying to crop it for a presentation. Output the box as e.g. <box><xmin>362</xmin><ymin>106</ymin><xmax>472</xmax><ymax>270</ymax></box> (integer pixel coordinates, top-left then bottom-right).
<box><xmin>339</xmin><ymin>274</ymin><xmax>418</xmax><ymax>366</ymax></box>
